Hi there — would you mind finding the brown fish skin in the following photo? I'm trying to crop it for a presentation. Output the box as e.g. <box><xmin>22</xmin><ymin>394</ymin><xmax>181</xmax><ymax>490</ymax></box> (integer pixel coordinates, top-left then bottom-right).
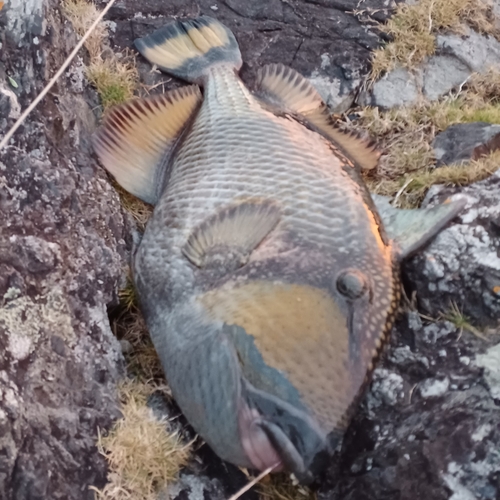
<box><xmin>93</xmin><ymin>15</ymin><xmax>465</xmax><ymax>482</ymax></box>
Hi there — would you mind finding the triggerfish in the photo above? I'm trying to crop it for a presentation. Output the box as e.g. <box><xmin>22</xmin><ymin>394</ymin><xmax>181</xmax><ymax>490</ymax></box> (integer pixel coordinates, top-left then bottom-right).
<box><xmin>93</xmin><ymin>16</ymin><xmax>464</xmax><ymax>482</ymax></box>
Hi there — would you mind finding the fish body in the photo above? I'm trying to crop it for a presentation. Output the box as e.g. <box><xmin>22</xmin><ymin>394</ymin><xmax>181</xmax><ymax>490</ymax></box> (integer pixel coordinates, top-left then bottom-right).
<box><xmin>94</xmin><ymin>16</ymin><xmax>464</xmax><ymax>481</ymax></box>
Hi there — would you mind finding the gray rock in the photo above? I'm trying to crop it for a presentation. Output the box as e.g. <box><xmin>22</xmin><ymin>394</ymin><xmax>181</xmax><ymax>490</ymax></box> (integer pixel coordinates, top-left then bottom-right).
<box><xmin>111</xmin><ymin>0</ymin><xmax>391</xmax><ymax>114</ymax></box>
<box><xmin>0</xmin><ymin>0</ymin><xmax>129</xmax><ymax>498</ymax></box>
<box><xmin>404</xmin><ymin>170</ymin><xmax>500</xmax><ymax>325</ymax></box>
<box><xmin>369</xmin><ymin>66</ymin><xmax>420</xmax><ymax>109</ymax></box>
<box><xmin>418</xmin><ymin>377</ymin><xmax>450</xmax><ymax>398</ymax></box>
<box><xmin>433</xmin><ymin>122</ymin><xmax>500</xmax><ymax>166</ymax></box>
<box><xmin>474</xmin><ymin>343</ymin><xmax>500</xmax><ymax>400</ymax></box>
<box><xmin>422</xmin><ymin>55</ymin><xmax>470</xmax><ymax>101</ymax></box>
<box><xmin>437</xmin><ymin>27</ymin><xmax>500</xmax><ymax>73</ymax></box>
<box><xmin>366</xmin><ymin>22</ymin><xmax>500</xmax><ymax>107</ymax></box>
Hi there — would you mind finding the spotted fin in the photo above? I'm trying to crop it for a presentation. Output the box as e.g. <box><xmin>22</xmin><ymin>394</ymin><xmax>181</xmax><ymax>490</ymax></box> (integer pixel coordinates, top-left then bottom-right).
<box><xmin>255</xmin><ymin>63</ymin><xmax>380</xmax><ymax>171</ymax></box>
<box><xmin>134</xmin><ymin>16</ymin><xmax>242</xmax><ymax>83</ymax></box>
<box><xmin>182</xmin><ymin>200</ymin><xmax>280</xmax><ymax>268</ymax></box>
<box><xmin>372</xmin><ymin>194</ymin><xmax>467</xmax><ymax>260</ymax></box>
<box><xmin>93</xmin><ymin>86</ymin><xmax>202</xmax><ymax>204</ymax></box>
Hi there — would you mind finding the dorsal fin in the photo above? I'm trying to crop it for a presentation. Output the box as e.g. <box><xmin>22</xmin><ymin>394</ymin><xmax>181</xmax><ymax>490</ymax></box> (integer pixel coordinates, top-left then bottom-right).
<box><xmin>93</xmin><ymin>85</ymin><xmax>202</xmax><ymax>204</ymax></box>
<box><xmin>183</xmin><ymin>200</ymin><xmax>280</xmax><ymax>269</ymax></box>
<box><xmin>255</xmin><ymin>63</ymin><xmax>380</xmax><ymax>171</ymax></box>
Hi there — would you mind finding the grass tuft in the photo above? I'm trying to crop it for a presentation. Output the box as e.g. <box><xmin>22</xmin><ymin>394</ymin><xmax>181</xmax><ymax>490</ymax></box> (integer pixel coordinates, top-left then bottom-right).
<box><xmin>113</xmin><ymin>277</ymin><xmax>164</xmax><ymax>382</ymax></box>
<box><xmin>86</xmin><ymin>56</ymin><xmax>139</xmax><ymax>110</ymax></box>
<box><xmin>62</xmin><ymin>0</ymin><xmax>106</xmax><ymax>59</ymax></box>
<box><xmin>439</xmin><ymin>302</ymin><xmax>488</xmax><ymax>339</ymax></box>
<box><xmin>388</xmin><ymin>150</ymin><xmax>500</xmax><ymax>207</ymax></box>
<box><xmin>113</xmin><ymin>182</ymin><xmax>153</xmax><ymax>231</ymax></box>
<box><xmin>352</xmin><ymin>68</ymin><xmax>500</xmax><ymax>207</ymax></box>
<box><xmin>371</xmin><ymin>0</ymin><xmax>497</xmax><ymax>79</ymax></box>
<box><xmin>63</xmin><ymin>0</ymin><xmax>139</xmax><ymax>110</ymax></box>
<box><xmin>258</xmin><ymin>474</ymin><xmax>316</xmax><ymax>500</ymax></box>
<box><xmin>92</xmin><ymin>380</ymin><xmax>192</xmax><ymax>500</ymax></box>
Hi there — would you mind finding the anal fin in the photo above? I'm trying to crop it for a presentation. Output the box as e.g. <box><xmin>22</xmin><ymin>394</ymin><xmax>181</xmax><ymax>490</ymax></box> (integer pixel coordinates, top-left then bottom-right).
<box><xmin>183</xmin><ymin>200</ymin><xmax>280</xmax><ymax>269</ymax></box>
<box><xmin>255</xmin><ymin>63</ymin><xmax>380</xmax><ymax>171</ymax></box>
<box><xmin>93</xmin><ymin>85</ymin><xmax>202</xmax><ymax>204</ymax></box>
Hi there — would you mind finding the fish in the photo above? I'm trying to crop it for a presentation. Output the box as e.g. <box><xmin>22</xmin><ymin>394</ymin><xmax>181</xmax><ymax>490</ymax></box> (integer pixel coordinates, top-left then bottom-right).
<box><xmin>93</xmin><ymin>16</ymin><xmax>465</xmax><ymax>482</ymax></box>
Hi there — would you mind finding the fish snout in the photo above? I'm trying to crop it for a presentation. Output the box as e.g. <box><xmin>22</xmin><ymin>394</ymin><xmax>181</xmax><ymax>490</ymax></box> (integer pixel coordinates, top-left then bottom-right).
<box><xmin>239</xmin><ymin>384</ymin><xmax>332</xmax><ymax>483</ymax></box>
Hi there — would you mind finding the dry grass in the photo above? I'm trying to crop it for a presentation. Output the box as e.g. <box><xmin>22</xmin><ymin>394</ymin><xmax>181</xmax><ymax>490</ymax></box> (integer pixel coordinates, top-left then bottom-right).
<box><xmin>353</xmin><ymin>68</ymin><xmax>500</xmax><ymax>207</ymax></box>
<box><xmin>371</xmin><ymin>0</ymin><xmax>496</xmax><ymax>79</ymax></box>
<box><xmin>258</xmin><ymin>475</ymin><xmax>316</xmax><ymax>500</ymax></box>
<box><xmin>62</xmin><ymin>0</ymin><xmax>106</xmax><ymax>59</ymax></box>
<box><xmin>377</xmin><ymin>150</ymin><xmax>500</xmax><ymax>207</ymax></box>
<box><xmin>113</xmin><ymin>276</ymin><xmax>164</xmax><ymax>382</ymax></box>
<box><xmin>92</xmin><ymin>380</ymin><xmax>192</xmax><ymax>500</ymax></box>
<box><xmin>62</xmin><ymin>0</ymin><xmax>139</xmax><ymax>109</ymax></box>
<box><xmin>87</xmin><ymin>56</ymin><xmax>139</xmax><ymax>110</ymax></box>
<box><xmin>113</xmin><ymin>183</ymin><xmax>153</xmax><ymax>231</ymax></box>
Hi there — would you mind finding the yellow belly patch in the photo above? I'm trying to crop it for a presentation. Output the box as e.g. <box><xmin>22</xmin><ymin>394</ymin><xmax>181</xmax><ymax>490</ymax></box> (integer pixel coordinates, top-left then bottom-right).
<box><xmin>200</xmin><ymin>281</ymin><xmax>356</xmax><ymax>430</ymax></box>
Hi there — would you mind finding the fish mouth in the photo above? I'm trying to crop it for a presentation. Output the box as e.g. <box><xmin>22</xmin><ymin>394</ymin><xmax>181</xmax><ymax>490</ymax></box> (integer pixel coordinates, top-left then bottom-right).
<box><xmin>238</xmin><ymin>383</ymin><xmax>331</xmax><ymax>483</ymax></box>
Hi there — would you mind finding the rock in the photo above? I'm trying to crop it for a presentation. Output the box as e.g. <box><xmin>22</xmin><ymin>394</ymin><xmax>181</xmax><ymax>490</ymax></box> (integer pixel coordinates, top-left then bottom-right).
<box><xmin>0</xmin><ymin>1</ymin><xmax>129</xmax><ymax>498</ymax></box>
<box><xmin>364</xmin><ymin>66</ymin><xmax>420</xmax><ymax>109</ymax></box>
<box><xmin>318</xmin><ymin>309</ymin><xmax>500</xmax><ymax>500</ymax></box>
<box><xmin>366</xmin><ymin>24</ymin><xmax>500</xmax><ymax>107</ymax></box>
<box><xmin>436</xmin><ymin>27</ymin><xmax>500</xmax><ymax>74</ymax></box>
<box><xmin>433</xmin><ymin>122</ymin><xmax>500</xmax><ymax>166</ymax></box>
<box><xmin>404</xmin><ymin>170</ymin><xmax>500</xmax><ymax>326</ymax></box>
<box><xmin>110</xmin><ymin>0</ymin><xmax>399</xmax><ymax>113</ymax></box>
<box><xmin>474</xmin><ymin>343</ymin><xmax>500</xmax><ymax>400</ymax></box>
<box><xmin>422</xmin><ymin>55</ymin><xmax>470</xmax><ymax>101</ymax></box>
<box><xmin>418</xmin><ymin>377</ymin><xmax>450</xmax><ymax>398</ymax></box>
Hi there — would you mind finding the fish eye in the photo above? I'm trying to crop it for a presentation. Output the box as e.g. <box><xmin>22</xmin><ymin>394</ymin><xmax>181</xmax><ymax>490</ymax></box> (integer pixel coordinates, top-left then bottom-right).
<box><xmin>336</xmin><ymin>269</ymin><xmax>368</xmax><ymax>300</ymax></box>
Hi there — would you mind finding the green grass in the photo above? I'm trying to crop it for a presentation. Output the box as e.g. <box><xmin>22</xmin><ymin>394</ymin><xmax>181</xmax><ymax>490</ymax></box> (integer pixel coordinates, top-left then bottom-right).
<box><xmin>440</xmin><ymin>302</ymin><xmax>487</xmax><ymax>339</ymax></box>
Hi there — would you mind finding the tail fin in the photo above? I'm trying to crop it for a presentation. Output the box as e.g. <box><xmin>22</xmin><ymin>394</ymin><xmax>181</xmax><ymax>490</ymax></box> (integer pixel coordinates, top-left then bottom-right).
<box><xmin>134</xmin><ymin>16</ymin><xmax>242</xmax><ymax>83</ymax></box>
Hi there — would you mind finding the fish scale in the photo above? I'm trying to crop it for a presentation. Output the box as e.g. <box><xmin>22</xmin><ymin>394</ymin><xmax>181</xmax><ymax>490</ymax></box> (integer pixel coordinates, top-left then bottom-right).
<box><xmin>135</xmin><ymin>64</ymin><xmax>395</xmax><ymax>436</ymax></box>
<box><xmin>141</xmin><ymin>67</ymin><xmax>382</xmax><ymax>267</ymax></box>
<box><xmin>94</xmin><ymin>15</ymin><xmax>465</xmax><ymax>481</ymax></box>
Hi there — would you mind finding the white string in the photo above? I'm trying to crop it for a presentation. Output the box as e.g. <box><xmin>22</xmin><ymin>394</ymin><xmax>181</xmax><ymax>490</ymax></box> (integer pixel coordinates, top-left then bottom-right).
<box><xmin>0</xmin><ymin>0</ymin><xmax>118</xmax><ymax>151</ymax></box>
<box><xmin>226</xmin><ymin>465</ymin><xmax>277</xmax><ymax>500</ymax></box>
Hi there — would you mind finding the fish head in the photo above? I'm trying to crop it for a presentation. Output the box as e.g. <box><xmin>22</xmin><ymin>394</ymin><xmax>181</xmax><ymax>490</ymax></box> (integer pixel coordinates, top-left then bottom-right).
<box><xmin>200</xmin><ymin>266</ymin><xmax>397</xmax><ymax>481</ymax></box>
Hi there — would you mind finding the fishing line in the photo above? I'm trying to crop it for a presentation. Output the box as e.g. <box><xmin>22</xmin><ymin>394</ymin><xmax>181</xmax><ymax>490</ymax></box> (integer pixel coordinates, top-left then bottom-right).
<box><xmin>226</xmin><ymin>464</ymin><xmax>278</xmax><ymax>500</ymax></box>
<box><xmin>0</xmin><ymin>0</ymin><xmax>118</xmax><ymax>151</ymax></box>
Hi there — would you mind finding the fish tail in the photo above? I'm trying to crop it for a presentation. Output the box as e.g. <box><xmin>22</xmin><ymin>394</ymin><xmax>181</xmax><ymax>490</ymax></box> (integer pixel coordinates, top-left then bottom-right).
<box><xmin>134</xmin><ymin>16</ymin><xmax>242</xmax><ymax>84</ymax></box>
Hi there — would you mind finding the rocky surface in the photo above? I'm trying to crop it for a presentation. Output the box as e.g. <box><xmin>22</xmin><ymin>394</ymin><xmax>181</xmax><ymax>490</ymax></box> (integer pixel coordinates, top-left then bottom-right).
<box><xmin>366</xmin><ymin>26</ymin><xmax>500</xmax><ymax>108</ymax></box>
<box><xmin>0</xmin><ymin>1</ymin><xmax>130</xmax><ymax>499</ymax></box>
<box><xmin>316</xmin><ymin>170</ymin><xmax>500</xmax><ymax>499</ymax></box>
<box><xmin>405</xmin><ymin>172</ymin><xmax>500</xmax><ymax>327</ymax></box>
<box><xmin>107</xmin><ymin>0</ymin><xmax>404</xmax><ymax>113</ymax></box>
<box><xmin>2</xmin><ymin>0</ymin><xmax>500</xmax><ymax>499</ymax></box>
<box><xmin>433</xmin><ymin>122</ymin><xmax>500</xmax><ymax>166</ymax></box>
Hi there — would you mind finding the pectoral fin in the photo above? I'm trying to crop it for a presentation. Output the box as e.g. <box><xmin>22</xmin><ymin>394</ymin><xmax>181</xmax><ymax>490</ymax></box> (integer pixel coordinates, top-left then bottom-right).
<box><xmin>254</xmin><ymin>63</ymin><xmax>380</xmax><ymax>171</ymax></box>
<box><xmin>372</xmin><ymin>194</ymin><xmax>467</xmax><ymax>260</ymax></box>
<box><xmin>182</xmin><ymin>200</ymin><xmax>280</xmax><ymax>268</ymax></box>
<box><xmin>93</xmin><ymin>85</ymin><xmax>202</xmax><ymax>204</ymax></box>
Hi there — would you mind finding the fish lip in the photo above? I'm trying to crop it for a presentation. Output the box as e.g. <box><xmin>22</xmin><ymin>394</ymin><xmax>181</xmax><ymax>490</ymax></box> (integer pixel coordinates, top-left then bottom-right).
<box><xmin>238</xmin><ymin>399</ymin><xmax>284</xmax><ymax>472</ymax></box>
<box><xmin>257</xmin><ymin>419</ymin><xmax>310</xmax><ymax>481</ymax></box>
<box><xmin>239</xmin><ymin>382</ymin><xmax>331</xmax><ymax>483</ymax></box>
